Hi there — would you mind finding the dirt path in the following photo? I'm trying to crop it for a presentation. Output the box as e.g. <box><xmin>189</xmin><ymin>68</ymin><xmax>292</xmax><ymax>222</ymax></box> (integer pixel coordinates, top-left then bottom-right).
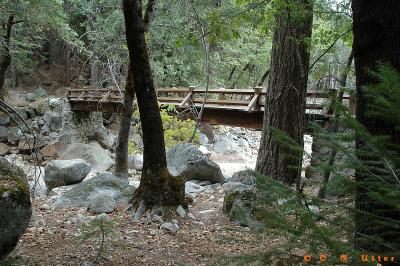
<box><xmin>9</xmin><ymin>185</ymin><xmax>270</xmax><ymax>266</ymax></box>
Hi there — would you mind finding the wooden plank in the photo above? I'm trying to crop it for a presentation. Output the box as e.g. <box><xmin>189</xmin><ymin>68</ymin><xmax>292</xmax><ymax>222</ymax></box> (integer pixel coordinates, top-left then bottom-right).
<box><xmin>68</xmin><ymin>95</ymin><xmax>123</xmax><ymax>100</ymax></box>
<box><xmin>69</xmin><ymin>101</ymin><xmax>123</xmax><ymax>113</ymax></box>
<box><xmin>158</xmin><ymin>88</ymin><xmax>189</xmax><ymax>93</ymax></box>
<box><xmin>245</xmin><ymin>94</ymin><xmax>260</xmax><ymax>112</ymax></box>
<box><xmin>68</xmin><ymin>88</ymin><xmax>122</xmax><ymax>92</ymax></box>
<box><xmin>158</xmin><ymin>88</ymin><xmax>258</xmax><ymax>94</ymax></box>
<box><xmin>191</xmin><ymin>98</ymin><xmax>250</xmax><ymax>106</ymax></box>
<box><xmin>157</xmin><ymin>97</ymin><xmax>184</xmax><ymax>102</ymax></box>
<box><xmin>179</xmin><ymin>88</ymin><xmax>194</xmax><ymax>107</ymax></box>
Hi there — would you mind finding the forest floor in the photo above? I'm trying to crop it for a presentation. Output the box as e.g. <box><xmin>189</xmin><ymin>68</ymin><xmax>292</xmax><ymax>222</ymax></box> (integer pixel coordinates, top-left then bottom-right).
<box><xmin>8</xmin><ymin>186</ymin><xmax>279</xmax><ymax>266</ymax></box>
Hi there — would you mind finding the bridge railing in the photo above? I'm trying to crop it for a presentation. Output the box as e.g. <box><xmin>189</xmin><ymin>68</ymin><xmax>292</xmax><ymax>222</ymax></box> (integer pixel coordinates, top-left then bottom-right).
<box><xmin>66</xmin><ymin>86</ymin><xmax>351</xmax><ymax>116</ymax></box>
<box><xmin>67</xmin><ymin>87</ymin><xmax>123</xmax><ymax>102</ymax></box>
<box><xmin>157</xmin><ymin>86</ymin><xmax>349</xmax><ymax>115</ymax></box>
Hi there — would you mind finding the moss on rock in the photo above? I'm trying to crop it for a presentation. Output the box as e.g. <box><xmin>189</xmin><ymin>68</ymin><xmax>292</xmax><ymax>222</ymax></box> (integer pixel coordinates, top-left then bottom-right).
<box><xmin>0</xmin><ymin>158</ymin><xmax>32</xmax><ymax>260</ymax></box>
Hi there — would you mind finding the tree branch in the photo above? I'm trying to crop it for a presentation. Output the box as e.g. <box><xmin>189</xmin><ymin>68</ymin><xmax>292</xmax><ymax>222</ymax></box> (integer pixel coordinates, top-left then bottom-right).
<box><xmin>308</xmin><ymin>27</ymin><xmax>352</xmax><ymax>74</ymax></box>
<box><xmin>143</xmin><ymin>0</ymin><xmax>157</xmax><ymax>32</ymax></box>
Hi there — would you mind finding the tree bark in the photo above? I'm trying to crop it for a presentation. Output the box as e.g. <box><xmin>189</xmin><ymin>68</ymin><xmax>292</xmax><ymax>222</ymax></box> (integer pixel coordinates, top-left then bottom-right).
<box><xmin>352</xmin><ymin>0</ymin><xmax>400</xmax><ymax>253</ymax></box>
<box><xmin>317</xmin><ymin>50</ymin><xmax>353</xmax><ymax>199</ymax></box>
<box><xmin>143</xmin><ymin>0</ymin><xmax>156</xmax><ymax>32</ymax></box>
<box><xmin>256</xmin><ymin>0</ymin><xmax>313</xmax><ymax>185</ymax></box>
<box><xmin>122</xmin><ymin>0</ymin><xmax>185</xmax><ymax>207</ymax></box>
<box><xmin>114</xmin><ymin>0</ymin><xmax>157</xmax><ymax>178</ymax></box>
<box><xmin>0</xmin><ymin>15</ymin><xmax>14</xmax><ymax>99</ymax></box>
<box><xmin>114</xmin><ymin>69</ymin><xmax>135</xmax><ymax>178</ymax></box>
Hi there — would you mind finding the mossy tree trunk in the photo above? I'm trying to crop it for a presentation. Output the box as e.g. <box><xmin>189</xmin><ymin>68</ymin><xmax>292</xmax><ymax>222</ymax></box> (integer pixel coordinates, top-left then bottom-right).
<box><xmin>0</xmin><ymin>15</ymin><xmax>14</xmax><ymax>100</ymax></box>
<box><xmin>256</xmin><ymin>0</ymin><xmax>313</xmax><ymax>186</ymax></box>
<box><xmin>122</xmin><ymin>0</ymin><xmax>185</xmax><ymax>208</ymax></box>
<box><xmin>352</xmin><ymin>0</ymin><xmax>400</xmax><ymax>253</ymax></box>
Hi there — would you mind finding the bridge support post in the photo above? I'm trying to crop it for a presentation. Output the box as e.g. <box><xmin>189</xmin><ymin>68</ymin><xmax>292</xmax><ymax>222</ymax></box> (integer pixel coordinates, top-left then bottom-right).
<box><xmin>245</xmin><ymin>86</ymin><xmax>262</xmax><ymax>112</ymax></box>
<box><xmin>217</xmin><ymin>87</ymin><xmax>226</xmax><ymax>100</ymax></box>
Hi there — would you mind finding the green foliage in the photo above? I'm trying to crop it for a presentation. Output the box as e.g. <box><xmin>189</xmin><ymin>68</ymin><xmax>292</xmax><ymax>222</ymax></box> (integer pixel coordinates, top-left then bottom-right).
<box><xmin>0</xmin><ymin>0</ymin><xmax>81</xmax><ymax>71</ymax></box>
<box><xmin>130</xmin><ymin>106</ymin><xmax>199</xmax><ymax>153</ymax></box>
<box><xmin>365</xmin><ymin>64</ymin><xmax>400</xmax><ymax>130</ymax></box>
<box><xmin>147</xmin><ymin>0</ymin><xmax>272</xmax><ymax>88</ymax></box>
<box><xmin>222</xmin><ymin>171</ymin><xmax>357</xmax><ymax>264</ymax></box>
<box><xmin>325</xmin><ymin>174</ymin><xmax>355</xmax><ymax>197</ymax></box>
<box><xmin>160</xmin><ymin>108</ymin><xmax>200</xmax><ymax>148</ymax></box>
<box><xmin>222</xmin><ymin>64</ymin><xmax>400</xmax><ymax>265</ymax></box>
<box><xmin>127</xmin><ymin>139</ymin><xmax>141</xmax><ymax>155</ymax></box>
<box><xmin>67</xmin><ymin>0</ymin><xmax>126</xmax><ymax>87</ymax></box>
<box><xmin>76</xmin><ymin>214</ymin><xmax>120</xmax><ymax>261</ymax></box>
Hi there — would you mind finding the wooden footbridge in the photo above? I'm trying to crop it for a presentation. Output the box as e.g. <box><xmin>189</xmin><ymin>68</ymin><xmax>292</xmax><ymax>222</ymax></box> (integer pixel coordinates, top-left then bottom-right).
<box><xmin>67</xmin><ymin>86</ymin><xmax>350</xmax><ymax>129</ymax></box>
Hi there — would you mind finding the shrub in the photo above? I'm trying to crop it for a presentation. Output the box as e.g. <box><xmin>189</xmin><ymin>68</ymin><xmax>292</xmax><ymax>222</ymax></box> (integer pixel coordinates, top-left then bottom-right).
<box><xmin>129</xmin><ymin>105</ymin><xmax>200</xmax><ymax>154</ymax></box>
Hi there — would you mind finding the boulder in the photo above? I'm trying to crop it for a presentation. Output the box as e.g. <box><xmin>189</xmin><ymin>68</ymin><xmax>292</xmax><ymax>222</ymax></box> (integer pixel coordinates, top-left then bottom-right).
<box><xmin>44</xmin><ymin>159</ymin><xmax>91</xmax><ymax>189</ymax></box>
<box><xmin>160</xmin><ymin>222</ymin><xmax>179</xmax><ymax>234</ymax></box>
<box><xmin>128</xmin><ymin>154</ymin><xmax>143</xmax><ymax>171</ymax></box>
<box><xmin>213</xmin><ymin>136</ymin><xmax>242</xmax><ymax>155</ymax></box>
<box><xmin>88</xmin><ymin>192</ymin><xmax>117</xmax><ymax>214</ymax></box>
<box><xmin>0</xmin><ymin>158</ymin><xmax>32</xmax><ymax>259</ymax></box>
<box><xmin>18</xmin><ymin>135</ymin><xmax>47</xmax><ymax>153</ymax></box>
<box><xmin>167</xmin><ymin>143</ymin><xmax>224</xmax><ymax>184</ymax></box>
<box><xmin>223</xmin><ymin>186</ymin><xmax>257</xmax><ymax>227</ymax></box>
<box><xmin>0</xmin><ymin>113</ymin><xmax>10</xmax><ymax>126</ymax></box>
<box><xmin>185</xmin><ymin>181</ymin><xmax>205</xmax><ymax>200</ymax></box>
<box><xmin>40</xmin><ymin>137</ymin><xmax>67</xmax><ymax>158</ymax></box>
<box><xmin>0</xmin><ymin>126</ymin><xmax>9</xmax><ymax>142</ymax></box>
<box><xmin>33</xmin><ymin>101</ymin><xmax>49</xmax><ymax>117</ymax></box>
<box><xmin>0</xmin><ymin>143</ymin><xmax>11</xmax><ymax>155</ymax></box>
<box><xmin>8</xmin><ymin>108</ymin><xmax>28</xmax><ymax>127</ymax></box>
<box><xmin>54</xmin><ymin>172</ymin><xmax>134</xmax><ymax>208</ymax></box>
<box><xmin>26</xmin><ymin>108</ymin><xmax>36</xmax><ymax>119</ymax></box>
<box><xmin>199</xmin><ymin>133</ymin><xmax>209</xmax><ymax>146</ymax></box>
<box><xmin>230</xmin><ymin>170</ymin><xmax>257</xmax><ymax>186</ymax></box>
<box><xmin>58</xmin><ymin>142</ymin><xmax>114</xmax><ymax>173</ymax></box>
<box><xmin>130</xmin><ymin>133</ymin><xmax>144</xmax><ymax>148</ymax></box>
<box><xmin>222</xmin><ymin>182</ymin><xmax>252</xmax><ymax>193</ymax></box>
<box><xmin>25</xmin><ymin>87</ymin><xmax>47</xmax><ymax>102</ymax></box>
<box><xmin>176</xmin><ymin>205</ymin><xmax>186</xmax><ymax>218</ymax></box>
<box><xmin>94</xmin><ymin>127</ymin><xmax>116</xmax><ymax>150</ymax></box>
<box><xmin>198</xmin><ymin>146</ymin><xmax>211</xmax><ymax>156</ymax></box>
<box><xmin>7</xmin><ymin>127</ymin><xmax>23</xmax><ymax>145</ymax></box>
<box><xmin>43</xmin><ymin>111</ymin><xmax>62</xmax><ymax>132</ymax></box>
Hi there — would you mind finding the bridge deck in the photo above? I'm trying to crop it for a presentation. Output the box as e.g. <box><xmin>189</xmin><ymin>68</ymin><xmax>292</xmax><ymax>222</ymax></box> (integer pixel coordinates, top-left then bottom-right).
<box><xmin>67</xmin><ymin>87</ymin><xmax>348</xmax><ymax>129</ymax></box>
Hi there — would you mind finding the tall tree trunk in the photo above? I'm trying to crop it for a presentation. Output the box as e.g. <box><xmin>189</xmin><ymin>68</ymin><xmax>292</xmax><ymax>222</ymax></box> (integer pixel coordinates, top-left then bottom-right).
<box><xmin>317</xmin><ymin>50</ymin><xmax>353</xmax><ymax>199</ymax></box>
<box><xmin>256</xmin><ymin>0</ymin><xmax>313</xmax><ymax>185</ymax></box>
<box><xmin>114</xmin><ymin>69</ymin><xmax>134</xmax><ymax>178</ymax></box>
<box><xmin>114</xmin><ymin>0</ymin><xmax>157</xmax><ymax>177</ymax></box>
<box><xmin>0</xmin><ymin>15</ymin><xmax>14</xmax><ymax>99</ymax></box>
<box><xmin>352</xmin><ymin>0</ymin><xmax>400</xmax><ymax>253</ymax></box>
<box><xmin>122</xmin><ymin>0</ymin><xmax>185</xmax><ymax>208</ymax></box>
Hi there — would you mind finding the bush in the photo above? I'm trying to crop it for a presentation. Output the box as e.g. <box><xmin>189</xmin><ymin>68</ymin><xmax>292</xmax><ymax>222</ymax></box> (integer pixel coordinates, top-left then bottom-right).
<box><xmin>129</xmin><ymin>105</ymin><xmax>200</xmax><ymax>155</ymax></box>
<box><xmin>160</xmin><ymin>108</ymin><xmax>200</xmax><ymax>148</ymax></box>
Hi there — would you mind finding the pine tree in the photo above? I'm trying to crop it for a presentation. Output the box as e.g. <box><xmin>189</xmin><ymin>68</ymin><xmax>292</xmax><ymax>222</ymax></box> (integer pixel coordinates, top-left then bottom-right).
<box><xmin>352</xmin><ymin>0</ymin><xmax>400</xmax><ymax>254</ymax></box>
<box><xmin>256</xmin><ymin>0</ymin><xmax>314</xmax><ymax>186</ymax></box>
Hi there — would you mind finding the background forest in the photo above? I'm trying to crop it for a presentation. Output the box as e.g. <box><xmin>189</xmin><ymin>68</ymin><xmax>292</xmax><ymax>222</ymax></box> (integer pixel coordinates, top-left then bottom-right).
<box><xmin>0</xmin><ymin>0</ymin><xmax>351</xmax><ymax>93</ymax></box>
